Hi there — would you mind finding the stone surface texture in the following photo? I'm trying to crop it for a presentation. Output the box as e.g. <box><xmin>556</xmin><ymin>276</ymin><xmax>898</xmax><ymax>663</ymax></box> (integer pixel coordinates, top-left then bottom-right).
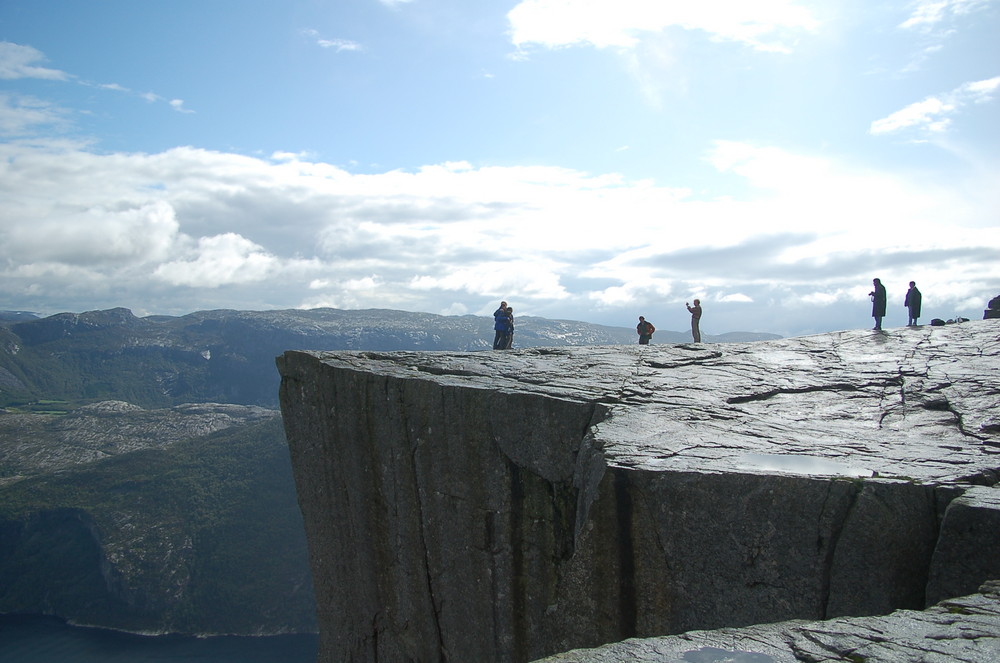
<box><xmin>277</xmin><ymin>321</ymin><xmax>1000</xmax><ymax>663</ymax></box>
<box><xmin>533</xmin><ymin>580</ymin><xmax>1000</xmax><ymax>662</ymax></box>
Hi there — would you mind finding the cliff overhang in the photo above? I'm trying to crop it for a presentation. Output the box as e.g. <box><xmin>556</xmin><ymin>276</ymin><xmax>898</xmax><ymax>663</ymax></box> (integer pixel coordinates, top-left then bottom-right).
<box><xmin>278</xmin><ymin>322</ymin><xmax>1000</xmax><ymax>663</ymax></box>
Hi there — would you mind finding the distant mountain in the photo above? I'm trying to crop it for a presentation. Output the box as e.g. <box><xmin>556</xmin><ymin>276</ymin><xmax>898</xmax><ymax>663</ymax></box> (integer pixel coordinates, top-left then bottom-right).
<box><xmin>0</xmin><ymin>410</ymin><xmax>314</xmax><ymax>635</ymax></box>
<box><xmin>0</xmin><ymin>311</ymin><xmax>39</xmax><ymax>323</ymax></box>
<box><xmin>0</xmin><ymin>307</ymin><xmax>780</xmax><ymax>409</ymax></box>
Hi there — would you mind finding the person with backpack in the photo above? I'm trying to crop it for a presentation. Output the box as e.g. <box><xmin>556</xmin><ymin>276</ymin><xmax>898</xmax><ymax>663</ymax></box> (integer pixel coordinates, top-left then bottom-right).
<box><xmin>637</xmin><ymin>316</ymin><xmax>655</xmax><ymax>345</ymax></box>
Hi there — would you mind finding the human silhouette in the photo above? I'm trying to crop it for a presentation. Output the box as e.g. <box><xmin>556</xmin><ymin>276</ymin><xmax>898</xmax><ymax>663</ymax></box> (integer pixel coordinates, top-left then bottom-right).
<box><xmin>869</xmin><ymin>279</ymin><xmax>887</xmax><ymax>330</ymax></box>
<box><xmin>686</xmin><ymin>300</ymin><xmax>702</xmax><ymax>342</ymax></box>
<box><xmin>636</xmin><ymin>316</ymin><xmax>655</xmax><ymax>345</ymax></box>
<box><xmin>492</xmin><ymin>301</ymin><xmax>508</xmax><ymax>349</ymax></box>
<box><xmin>504</xmin><ymin>307</ymin><xmax>514</xmax><ymax>349</ymax></box>
<box><xmin>905</xmin><ymin>281</ymin><xmax>922</xmax><ymax>326</ymax></box>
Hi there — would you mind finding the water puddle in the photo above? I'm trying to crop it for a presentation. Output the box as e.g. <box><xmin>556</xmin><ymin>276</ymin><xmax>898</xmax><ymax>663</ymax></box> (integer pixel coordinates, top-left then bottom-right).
<box><xmin>682</xmin><ymin>646</ymin><xmax>777</xmax><ymax>662</ymax></box>
<box><xmin>738</xmin><ymin>453</ymin><xmax>872</xmax><ymax>478</ymax></box>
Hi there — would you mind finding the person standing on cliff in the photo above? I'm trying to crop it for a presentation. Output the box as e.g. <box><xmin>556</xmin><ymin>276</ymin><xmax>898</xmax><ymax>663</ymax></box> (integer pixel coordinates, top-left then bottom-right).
<box><xmin>686</xmin><ymin>300</ymin><xmax>702</xmax><ymax>343</ymax></box>
<box><xmin>504</xmin><ymin>306</ymin><xmax>515</xmax><ymax>349</ymax></box>
<box><xmin>636</xmin><ymin>316</ymin><xmax>655</xmax><ymax>345</ymax></box>
<box><xmin>493</xmin><ymin>301</ymin><xmax>509</xmax><ymax>349</ymax></box>
<box><xmin>904</xmin><ymin>281</ymin><xmax>922</xmax><ymax>326</ymax></box>
<box><xmin>869</xmin><ymin>278</ymin><xmax>887</xmax><ymax>330</ymax></box>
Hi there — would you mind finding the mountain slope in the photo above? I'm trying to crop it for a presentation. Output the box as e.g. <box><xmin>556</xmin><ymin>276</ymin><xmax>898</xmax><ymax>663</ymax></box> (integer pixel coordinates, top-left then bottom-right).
<box><xmin>0</xmin><ymin>414</ymin><xmax>314</xmax><ymax>634</ymax></box>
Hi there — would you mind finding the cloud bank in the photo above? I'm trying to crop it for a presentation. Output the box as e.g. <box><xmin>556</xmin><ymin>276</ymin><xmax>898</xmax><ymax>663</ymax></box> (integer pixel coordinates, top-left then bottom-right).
<box><xmin>1</xmin><ymin>136</ymin><xmax>996</xmax><ymax>335</ymax></box>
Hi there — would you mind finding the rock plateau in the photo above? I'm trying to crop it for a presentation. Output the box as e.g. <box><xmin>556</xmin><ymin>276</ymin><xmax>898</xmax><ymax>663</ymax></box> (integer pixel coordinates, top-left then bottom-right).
<box><xmin>277</xmin><ymin>321</ymin><xmax>1000</xmax><ymax>663</ymax></box>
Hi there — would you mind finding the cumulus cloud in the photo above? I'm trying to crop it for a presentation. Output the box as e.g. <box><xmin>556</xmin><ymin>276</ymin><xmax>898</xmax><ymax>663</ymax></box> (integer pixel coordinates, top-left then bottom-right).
<box><xmin>0</xmin><ymin>136</ymin><xmax>996</xmax><ymax>333</ymax></box>
<box><xmin>0</xmin><ymin>42</ymin><xmax>69</xmax><ymax>80</ymax></box>
<box><xmin>870</xmin><ymin>76</ymin><xmax>1000</xmax><ymax>136</ymax></box>
<box><xmin>507</xmin><ymin>0</ymin><xmax>820</xmax><ymax>53</ymax></box>
<box><xmin>153</xmin><ymin>233</ymin><xmax>279</xmax><ymax>287</ymax></box>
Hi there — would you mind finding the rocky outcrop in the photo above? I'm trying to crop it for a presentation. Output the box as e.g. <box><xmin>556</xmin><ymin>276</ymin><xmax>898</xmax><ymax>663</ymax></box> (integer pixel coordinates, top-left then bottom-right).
<box><xmin>277</xmin><ymin>322</ymin><xmax>1000</xmax><ymax>663</ymax></box>
<box><xmin>986</xmin><ymin>294</ymin><xmax>1000</xmax><ymax>319</ymax></box>
<box><xmin>534</xmin><ymin>580</ymin><xmax>1000</xmax><ymax>663</ymax></box>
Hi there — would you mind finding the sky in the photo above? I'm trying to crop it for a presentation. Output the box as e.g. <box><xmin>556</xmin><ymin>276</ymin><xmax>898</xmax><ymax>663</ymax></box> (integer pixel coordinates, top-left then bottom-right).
<box><xmin>1</xmin><ymin>0</ymin><xmax>998</xmax><ymax>338</ymax></box>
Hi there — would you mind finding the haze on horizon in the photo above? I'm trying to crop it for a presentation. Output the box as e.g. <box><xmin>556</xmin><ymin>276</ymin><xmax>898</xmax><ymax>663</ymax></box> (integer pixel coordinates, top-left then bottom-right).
<box><xmin>1</xmin><ymin>0</ymin><xmax>998</xmax><ymax>338</ymax></box>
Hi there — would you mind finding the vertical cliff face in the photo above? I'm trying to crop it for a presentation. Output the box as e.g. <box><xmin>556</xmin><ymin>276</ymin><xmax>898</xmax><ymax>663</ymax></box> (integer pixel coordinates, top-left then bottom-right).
<box><xmin>278</xmin><ymin>352</ymin><xmax>610</xmax><ymax>662</ymax></box>
<box><xmin>277</xmin><ymin>324</ymin><xmax>1000</xmax><ymax>663</ymax></box>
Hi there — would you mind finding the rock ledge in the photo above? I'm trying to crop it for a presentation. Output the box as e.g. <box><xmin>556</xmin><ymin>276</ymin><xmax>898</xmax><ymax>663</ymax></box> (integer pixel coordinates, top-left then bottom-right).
<box><xmin>278</xmin><ymin>322</ymin><xmax>1000</xmax><ymax>663</ymax></box>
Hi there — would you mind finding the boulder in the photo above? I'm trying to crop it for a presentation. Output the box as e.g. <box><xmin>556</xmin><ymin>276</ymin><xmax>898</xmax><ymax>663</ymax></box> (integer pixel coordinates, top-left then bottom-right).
<box><xmin>985</xmin><ymin>294</ymin><xmax>1000</xmax><ymax>319</ymax></box>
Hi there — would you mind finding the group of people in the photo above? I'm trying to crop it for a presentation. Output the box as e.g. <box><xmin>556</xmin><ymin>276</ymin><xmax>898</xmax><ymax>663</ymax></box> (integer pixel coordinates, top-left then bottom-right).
<box><xmin>493</xmin><ymin>301</ymin><xmax>515</xmax><ymax>349</ymax></box>
<box><xmin>870</xmin><ymin>279</ymin><xmax>922</xmax><ymax>330</ymax></box>
<box><xmin>636</xmin><ymin>299</ymin><xmax>703</xmax><ymax>345</ymax></box>
<box><xmin>496</xmin><ymin>280</ymin><xmax>920</xmax><ymax>351</ymax></box>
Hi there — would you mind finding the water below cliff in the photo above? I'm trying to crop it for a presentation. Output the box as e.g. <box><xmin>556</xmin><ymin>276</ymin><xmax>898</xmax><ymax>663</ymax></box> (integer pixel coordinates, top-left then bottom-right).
<box><xmin>0</xmin><ymin>615</ymin><xmax>318</xmax><ymax>662</ymax></box>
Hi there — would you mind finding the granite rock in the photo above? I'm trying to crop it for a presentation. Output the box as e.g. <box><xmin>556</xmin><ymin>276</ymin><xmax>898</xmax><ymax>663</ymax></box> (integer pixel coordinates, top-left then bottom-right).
<box><xmin>277</xmin><ymin>321</ymin><xmax>1000</xmax><ymax>663</ymax></box>
<box><xmin>533</xmin><ymin>580</ymin><xmax>1000</xmax><ymax>663</ymax></box>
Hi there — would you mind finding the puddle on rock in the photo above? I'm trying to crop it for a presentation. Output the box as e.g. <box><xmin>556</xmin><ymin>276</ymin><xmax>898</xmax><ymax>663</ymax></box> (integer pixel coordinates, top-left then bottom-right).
<box><xmin>738</xmin><ymin>453</ymin><xmax>872</xmax><ymax>478</ymax></box>
<box><xmin>682</xmin><ymin>646</ymin><xmax>777</xmax><ymax>662</ymax></box>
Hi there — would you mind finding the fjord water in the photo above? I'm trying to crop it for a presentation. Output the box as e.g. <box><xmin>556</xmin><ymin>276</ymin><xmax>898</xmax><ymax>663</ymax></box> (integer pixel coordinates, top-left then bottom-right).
<box><xmin>0</xmin><ymin>615</ymin><xmax>318</xmax><ymax>663</ymax></box>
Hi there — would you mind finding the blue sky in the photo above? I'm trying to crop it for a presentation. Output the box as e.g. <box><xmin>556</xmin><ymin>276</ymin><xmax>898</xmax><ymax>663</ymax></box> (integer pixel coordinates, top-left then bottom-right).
<box><xmin>1</xmin><ymin>0</ymin><xmax>998</xmax><ymax>337</ymax></box>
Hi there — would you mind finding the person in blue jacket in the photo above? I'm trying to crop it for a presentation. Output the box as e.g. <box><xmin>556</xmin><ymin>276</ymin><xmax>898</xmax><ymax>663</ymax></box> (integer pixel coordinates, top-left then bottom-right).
<box><xmin>493</xmin><ymin>301</ymin><xmax>509</xmax><ymax>349</ymax></box>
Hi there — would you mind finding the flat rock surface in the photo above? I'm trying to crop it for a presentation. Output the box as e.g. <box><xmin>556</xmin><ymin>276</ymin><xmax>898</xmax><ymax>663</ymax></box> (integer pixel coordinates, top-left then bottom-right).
<box><xmin>305</xmin><ymin>322</ymin><xmax>1000</xmax><ymax>485</ymax></box>
<box><xmin>532</xmin><ymin>580</ymin><xmax>1000</xmax><ymax>663</ymax></box>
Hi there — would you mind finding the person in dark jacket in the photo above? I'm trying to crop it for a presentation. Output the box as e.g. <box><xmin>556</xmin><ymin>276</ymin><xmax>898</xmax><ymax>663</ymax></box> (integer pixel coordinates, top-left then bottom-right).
<box><xmin>686</xmin><ymin>300</ymin><xmax>702</xmax><ymax>342</ymax></box>
<box><xmin>493</xmin><ymin>301</ymin><xmax>508</xmax><ymax>349</ymax></box>
<box><xmin>904</xmin><ymin>281</ymin><xmax>922</xmax><ymax>326</ymax></box>
<box><xmin>636</xmin><ymin>316</ymin><xmax>655</xmax><ymax>345</ymax></box>
<box><xmin>504</xmin><ymin>307</ymin><xmax>515</xmax><ymax>349</ymax></box>
<box><xmin>870</xmin><ymin>278</ymin><xmax>887</xmax><ymax>330</ymax></box>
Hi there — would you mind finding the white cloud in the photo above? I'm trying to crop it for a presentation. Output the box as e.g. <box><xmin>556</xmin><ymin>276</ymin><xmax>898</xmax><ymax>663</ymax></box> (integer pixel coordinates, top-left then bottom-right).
<box><xmin>0</xmin><ymin>42</ymin><xmax>69</xmax><ymax>80</ymax></box>
<box><xmin>3</xmin><ymin>198</ymin><xmax>179</xmax><ymax>265</ymax></box>
<box><xmin>900</xmin><ymin>0</ymin><xmax>990</xmax><ymax>31</ymax></box>
<box><xmin>870</xmin><ymin>76</ymin><xmax>1000</xmax><ymax>136</ymax></box>
<box><xmin>411</xmin><ymin>261</ymin><xmax>571</xmax><ymax>300</ymax></box>
<box><xmin>169</xmin><ymin>99</ymin><xmax>195</xmax><ymax>114</ymax></box>
<box><xmin>153</xmin><ymin>233</ymin><xmax>279</xmax><ymax>287</ymax></box>
<box><xmin>0</xmin><ymin>138</ymin><xmax>996</xmax><ymax>332</ymax></box>
<box><xmin>507</xmin><ymin>0</ymin><xmax>820</xmax><ymax>53</ymax></box>
<box><xmin>0</xmin><ymin>93</ymin><xmax>68</xmax><ymax>135</ymax></box>
<box><xmin>317</xmin><ymin>38</ymin><xmax>363</xmax><ymax>52</ymax></box>
<box><xmin>302</xmin><ymin>29</ymin><xmax>363</xmax><ymax>53</ymax></box>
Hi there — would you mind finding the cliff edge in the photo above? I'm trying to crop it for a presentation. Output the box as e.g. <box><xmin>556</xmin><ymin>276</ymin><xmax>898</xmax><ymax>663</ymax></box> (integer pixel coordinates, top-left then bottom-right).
<box><xmin>277</xmin><ymin>322</ymin><xmax>1000</xmax><ymax>663</ymax></box>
